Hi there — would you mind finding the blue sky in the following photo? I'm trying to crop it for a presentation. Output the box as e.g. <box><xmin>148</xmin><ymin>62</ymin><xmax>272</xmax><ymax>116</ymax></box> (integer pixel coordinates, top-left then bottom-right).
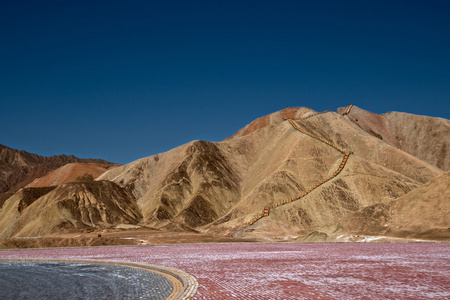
<box><xmin>1</xmin><ymin>0</ymin><xmax>449</xmax><ymax>164</ymax></box>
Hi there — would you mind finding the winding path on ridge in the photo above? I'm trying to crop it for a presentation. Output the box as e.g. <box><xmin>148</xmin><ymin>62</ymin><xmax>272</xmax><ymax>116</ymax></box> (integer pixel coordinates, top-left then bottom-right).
<box><xmin>230</xmin><ymin>106</ymin><xmax>353</xmax><ymax>237</ymax></box>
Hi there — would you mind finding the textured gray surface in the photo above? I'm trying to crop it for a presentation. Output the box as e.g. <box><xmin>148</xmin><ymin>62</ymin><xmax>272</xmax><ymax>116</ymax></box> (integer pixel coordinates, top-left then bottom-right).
<box><xmin>0</xmin><ymin>261</ymin><xmax>173</xmax><ymax>300</ymax></box>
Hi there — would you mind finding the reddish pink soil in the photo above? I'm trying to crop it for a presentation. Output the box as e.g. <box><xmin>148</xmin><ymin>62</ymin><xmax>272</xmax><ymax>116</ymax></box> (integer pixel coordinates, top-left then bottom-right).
<box><xmin>1</xmin><ymin>243</ymin><xmax>448</xmax><ymax>299</ymax></box>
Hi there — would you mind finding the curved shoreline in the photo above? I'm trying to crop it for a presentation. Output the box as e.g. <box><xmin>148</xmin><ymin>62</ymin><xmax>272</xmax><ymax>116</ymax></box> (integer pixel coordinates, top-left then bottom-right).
<box><xmin>0</xmin><ymin>258</ymin><xmax>198</xmax><ymax>300</ymax></box>
<box><xmin>0</xmin><ymin>243</ymin><xmax>448</xmax><ymax>299</ymax></box>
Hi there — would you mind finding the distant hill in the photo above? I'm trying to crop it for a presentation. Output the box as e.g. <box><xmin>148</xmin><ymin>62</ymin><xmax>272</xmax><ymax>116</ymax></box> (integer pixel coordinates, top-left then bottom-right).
<box><xmin>26</xmin><ymin>163</ymin><xmax>116</xmax><ymax>188</ymax></box>
<box><xmin>0</xmin><ymin>144</ymin><xmax>115</xmax><ymax>208</ymax></box>
<box><xmin>0</xmin><ymin>105</ymin><xmax>448</xmax><ymax>242</ymax></box>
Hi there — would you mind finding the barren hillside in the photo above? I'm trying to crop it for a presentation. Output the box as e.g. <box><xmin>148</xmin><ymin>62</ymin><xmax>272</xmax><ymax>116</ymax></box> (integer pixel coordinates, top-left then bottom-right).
<box><xmin>26</xmin><ymin>163</ymin><xmax>116</xmax><ymax>188</ymax></box>
<box><xmin>339</xmin><ymin>170</ymin><xmax>450</xmax><ymax>240</ymax></box>
<box><xmin>98</xmin><ymin>106</ymin><xmax>447</xmax><ymax>241</ymax></box>
<box><xmin>0</xmin><ymin>181</ymin><xmax>141</xmax><ymax>238</ymax></box>
<box><xmin>1</xmin><ymin>105</ymin><xmax>448</xmax><ymax>242</ymax></box>
<box><xmin>0</xmin><ymin>144</ymin><xmax>114</xmax><ymax>205</ymax></box>
<box><xmin>337</xmin><ymin>106</ymin><xmax>450</xmax><ymax>171</ymax></box>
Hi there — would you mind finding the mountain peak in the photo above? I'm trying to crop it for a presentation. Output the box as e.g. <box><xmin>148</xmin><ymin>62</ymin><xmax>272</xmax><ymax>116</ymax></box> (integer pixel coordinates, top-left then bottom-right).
<box><xmin>1</xmin><ymin>105</ymin><xmax>449</xmax><ymax>244</ymax></box>
<box><xmin>224</xmin><ymin>106</ymin><xmax>318</xmax><ymax>140</ymax></box>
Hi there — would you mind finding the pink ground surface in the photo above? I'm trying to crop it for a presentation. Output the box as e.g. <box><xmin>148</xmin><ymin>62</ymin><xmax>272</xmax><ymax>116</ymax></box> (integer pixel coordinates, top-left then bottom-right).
<box><xmin>1</xmin><ymin>243</ymin><xmax>449</xmax><ymax>299</ymax></box>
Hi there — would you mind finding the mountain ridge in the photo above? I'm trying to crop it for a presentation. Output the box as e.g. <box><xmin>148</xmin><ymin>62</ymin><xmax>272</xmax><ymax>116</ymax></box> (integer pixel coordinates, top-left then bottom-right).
<box><xmin>1</xmin><ymin>105</ymin><xmax>448</xmax><ymax>244</ymax></box>
<box><xmin>0</xmin><ymin>143</ymin><xmax>116</xmax><ymax>208</ymax></box>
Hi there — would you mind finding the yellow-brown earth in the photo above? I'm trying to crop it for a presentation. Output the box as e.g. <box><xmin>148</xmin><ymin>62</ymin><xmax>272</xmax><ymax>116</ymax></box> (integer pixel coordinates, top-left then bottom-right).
<box><xmin>1</xmin><ymin>105</ymin><xmax>448</xmax><ymax>248</ymax></box>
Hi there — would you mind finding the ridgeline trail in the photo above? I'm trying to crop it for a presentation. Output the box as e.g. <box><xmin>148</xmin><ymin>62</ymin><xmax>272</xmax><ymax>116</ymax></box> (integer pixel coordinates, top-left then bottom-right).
<box><xmin>228</xmin><ymin>105</ymin><xmax>353</xmax><ymax>237</ymax></box>
<box><xmin>343</xmin><ymin>104</ymin><xmax>354</xmax><ymax>115</ymax></box>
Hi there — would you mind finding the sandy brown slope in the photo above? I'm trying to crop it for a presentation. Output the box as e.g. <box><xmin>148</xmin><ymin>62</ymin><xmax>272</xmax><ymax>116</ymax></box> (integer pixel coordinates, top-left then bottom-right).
<box><xmin>338</xmin><ymin>105</ymin><xmax>450</xmax><ymax>171</ymax></box>
<box><xmin>2</xmin><ymin>106</ymin><xmax>447</xmax><ymax>242</ymax></box>
<box><xmin>339</xmin><ymin>170</ymin><xmax>450</xmax><ymax>240</ymax></box>
<box><xmin>98</xmin><ymin>140</ymin><xmax>241</xmax><ymax>230</ymax></box>
<box><xmin>98</xmin><ymin>107</ymin><xmax>443</xmax><ymax>240</ymax></box>
<box><xmin>224</xmin><ymin>107</ymin><xmax>318</xmax><ymax>140</ymax></box>
<box><xmin>26</xmin><ymin>163</ymin><xmax>117</xmax><ymax>188</ymax></box>
<box><xmin>0</xmin><ymin>144</ymin><xmax>114</xmax><ymax>206</ymax></box>
<box><xmin>205</xmin><ymin>111</ymin><xmax>442</xmax><ymax>239</ymax></box>
<box><xmin>0</xmin><ymin>181</ymin><xmax>142</xmax><ymax>238</ymax></box>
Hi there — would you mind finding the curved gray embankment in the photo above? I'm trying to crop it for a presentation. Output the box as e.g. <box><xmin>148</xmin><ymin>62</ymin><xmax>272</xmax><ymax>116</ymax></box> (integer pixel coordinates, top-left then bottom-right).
<box><xmin>0</xmin><ymin>259</ymin><xmax>198</xmax><ymax>300</ymax></box>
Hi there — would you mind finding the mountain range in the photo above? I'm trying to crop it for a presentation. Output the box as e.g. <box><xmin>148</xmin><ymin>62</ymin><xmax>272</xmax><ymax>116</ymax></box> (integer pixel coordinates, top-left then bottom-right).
<box><xmin>0</xmin><ymin>105</ymin><xmax>448</xmax><ymax>245</ymax></box>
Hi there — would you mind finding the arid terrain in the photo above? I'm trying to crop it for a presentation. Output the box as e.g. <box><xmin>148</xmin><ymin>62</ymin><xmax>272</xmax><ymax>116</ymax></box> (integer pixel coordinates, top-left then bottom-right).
<box><xmin>0</xmin><ymin>105</ymin><xmax>449</xmax><ymax>248</ymax></box>
<box><xmin>0</xmin><ymin>144</ymin><xmax>115</xmax><ymax>208</ymax></box>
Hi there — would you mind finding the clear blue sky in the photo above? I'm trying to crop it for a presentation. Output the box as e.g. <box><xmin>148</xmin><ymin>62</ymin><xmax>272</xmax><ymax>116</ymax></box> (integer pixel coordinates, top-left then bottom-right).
<box><xmin>1</xmin><ymin>0</ymin><xmax>449</xmax><ymax>164</ymax></box>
